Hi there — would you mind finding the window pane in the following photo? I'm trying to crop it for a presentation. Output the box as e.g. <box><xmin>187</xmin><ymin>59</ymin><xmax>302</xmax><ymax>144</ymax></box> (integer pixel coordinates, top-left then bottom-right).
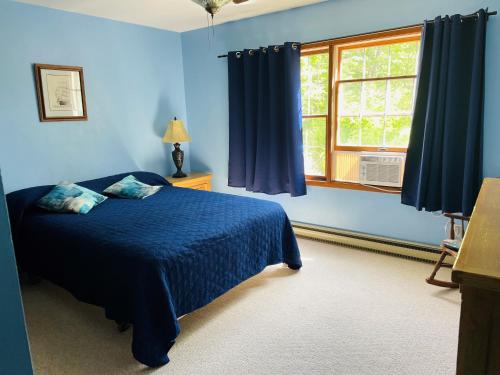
<box><xmin>363</xmin><ymin>81</ymin><xmax>386</xmax><ymax>114</ymax></box>
<box><xmin>338</xmin><ymin>82</ymin><xmax>361</xmax><ymax>116</ymax></box>
<box><xmin>301</xmin><ymin>53</ymin><xmax>329</xmax><ymax>115</ymax></box>
<box><xmin>338</xmin><ymin>116</ymin><xmax>360</xmax><ymax>146</ymax></box>
<box><xmin>389</xmin><ymin>41</ymin><xmax>420</xmax><ymax>76</ymax></box>
<box><xmin>361</xmin><ymin>116</ymin><xmax>384</xmax><ymax>146</ymax></box>
<box><xmin>340</xmin><ymin>49</ymin><xmax>364</xmax><ymax>80</ymax></box>
<box><xmin>302</xmin><ymin>117</ymin><xmax>326</xmax><ymax>176</ymax></box>
<box><xmin>388</xmin><ymin>79</ymin><xmax>415</xmax><ymax>114</ymax></box>
<box><xmin>384</xmin><ymin>116</ymin><xmax>412</xmax><ymax>147</ymax></box>
<box><xmin>364</xmin><ymin>45</ymin><xmax>390</xmax><ymax>78</ymax></box>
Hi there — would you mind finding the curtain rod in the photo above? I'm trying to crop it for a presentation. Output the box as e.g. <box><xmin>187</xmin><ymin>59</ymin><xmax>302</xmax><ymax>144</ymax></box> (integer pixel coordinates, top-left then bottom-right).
<box><xmin>217</xmin><ymin>9</ymin><xmax>497</xmax><ymax>58</ymax></box>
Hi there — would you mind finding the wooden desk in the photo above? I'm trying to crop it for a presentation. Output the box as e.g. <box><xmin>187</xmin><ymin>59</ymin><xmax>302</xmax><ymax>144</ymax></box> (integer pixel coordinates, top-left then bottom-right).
<box><xmin>452</xmin><ymin>178</ymin><xmax>500</xmax><ymax>375</ymax></box>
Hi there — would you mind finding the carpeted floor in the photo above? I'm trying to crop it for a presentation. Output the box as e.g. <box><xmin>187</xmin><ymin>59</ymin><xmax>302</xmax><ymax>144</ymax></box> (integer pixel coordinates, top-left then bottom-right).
<box><xmin>21</xmin><ymin>238</ymin><xmax>460</xmax><ymax>375</ymax></box>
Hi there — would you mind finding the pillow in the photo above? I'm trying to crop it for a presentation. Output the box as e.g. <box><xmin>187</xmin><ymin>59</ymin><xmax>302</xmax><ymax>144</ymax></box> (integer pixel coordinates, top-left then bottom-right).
<box><xmin>37</xmin><ymin>183</ymin><xmax>107</xmax><ymax>214</ymax></box>
<box><xmin>75</xmin><ymin>171</ymin><xmax>170</xmax><ymax>193</ymax></box>
<box><xmin>103</xmin><ymin>175</ymin><xmax>162</xmax><ymax>199</ymax></box>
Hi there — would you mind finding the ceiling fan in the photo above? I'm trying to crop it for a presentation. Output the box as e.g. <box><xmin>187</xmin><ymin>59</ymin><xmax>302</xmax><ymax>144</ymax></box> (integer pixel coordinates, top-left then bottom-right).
<box><xmin>191</xmin><ymin>0</ymin><xmax>250</xmax><ymax>17</ymax></box>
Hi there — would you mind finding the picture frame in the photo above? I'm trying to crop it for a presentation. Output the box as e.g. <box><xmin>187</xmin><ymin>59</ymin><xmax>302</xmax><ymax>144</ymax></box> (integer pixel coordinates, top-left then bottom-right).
<box><xmin>34</xmin><ymin>64</ymin><xmax>88</xmax><ymax>122</ymax></box>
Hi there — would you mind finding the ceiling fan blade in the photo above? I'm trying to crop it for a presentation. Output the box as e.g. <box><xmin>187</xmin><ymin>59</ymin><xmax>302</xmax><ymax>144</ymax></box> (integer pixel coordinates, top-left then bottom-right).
<box><xmin>233</xmin><ymin>0</ymin><xmax>249</xmax><ymax>4</ymax></box>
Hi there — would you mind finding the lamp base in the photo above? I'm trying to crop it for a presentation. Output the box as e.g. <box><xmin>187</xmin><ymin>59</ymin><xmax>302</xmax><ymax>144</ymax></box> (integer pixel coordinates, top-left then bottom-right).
<box><xmin>172</xmin><ymin>171</ymin><xmax>187</xmax><ymax>178</ymax></box>
<box><xmin>171</xmin><ymin>143</ymin><xmax>187</xmax><ymax>178</ymax></box>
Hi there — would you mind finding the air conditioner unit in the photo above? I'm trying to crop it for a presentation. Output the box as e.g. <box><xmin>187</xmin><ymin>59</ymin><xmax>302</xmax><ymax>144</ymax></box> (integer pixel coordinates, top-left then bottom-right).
<box><xmin>359</xmin><ymin>153</ymin><xmax>405</xmax><ymax>187</ymax></box>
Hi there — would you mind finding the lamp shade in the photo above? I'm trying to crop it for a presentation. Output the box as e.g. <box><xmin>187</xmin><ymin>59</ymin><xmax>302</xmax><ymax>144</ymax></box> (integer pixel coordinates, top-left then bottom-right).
<box><xmin>162</xmin><ymin>118</ymin><xmax>191</xmax><ymax>143</ymax></box>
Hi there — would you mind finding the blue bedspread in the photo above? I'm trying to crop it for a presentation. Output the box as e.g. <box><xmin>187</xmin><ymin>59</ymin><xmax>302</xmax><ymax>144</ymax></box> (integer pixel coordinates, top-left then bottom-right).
<box><xmin>7</xmin><ymin>172</ymin><xmax>301</xmax><ymax>367</ymax></box>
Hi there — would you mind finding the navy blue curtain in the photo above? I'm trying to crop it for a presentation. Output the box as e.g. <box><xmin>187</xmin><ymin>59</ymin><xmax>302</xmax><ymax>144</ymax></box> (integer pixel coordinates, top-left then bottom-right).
<box><xmin>228</xmin><ymin>42</ymin><xmax>306</xmax><ymax>197</ymax></box>
<box><xmin>402</xmin><ymin>10</ymin><xmax>488</xmax><ymax>216</ymax></box>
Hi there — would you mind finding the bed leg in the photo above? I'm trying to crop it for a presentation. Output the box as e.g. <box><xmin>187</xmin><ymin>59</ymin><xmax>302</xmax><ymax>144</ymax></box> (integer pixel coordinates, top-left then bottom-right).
<box><xmin>116</xmin><ymin>321</ymin><xmax>131</xmax><ymax>333</ymax></box>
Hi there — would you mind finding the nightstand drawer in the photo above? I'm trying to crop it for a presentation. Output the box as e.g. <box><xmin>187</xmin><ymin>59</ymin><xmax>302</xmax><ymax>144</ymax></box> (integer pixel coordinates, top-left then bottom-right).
<box><xmin>165</xmin><ymin>173</ymin><xmax>212</xmax><ymax>192</ymax></box>
<box><xmin>191</xmin><ymin>183</ymin><xmax>210</xmax><ymax>190</ymax></box>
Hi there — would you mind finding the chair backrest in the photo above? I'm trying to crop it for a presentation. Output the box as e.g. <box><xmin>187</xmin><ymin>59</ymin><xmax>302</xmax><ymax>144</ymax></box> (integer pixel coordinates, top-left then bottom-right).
<box><xmin>444</xmin><ymin>213</ymin><xmax>470</xmax><ymax>240</ymax></box>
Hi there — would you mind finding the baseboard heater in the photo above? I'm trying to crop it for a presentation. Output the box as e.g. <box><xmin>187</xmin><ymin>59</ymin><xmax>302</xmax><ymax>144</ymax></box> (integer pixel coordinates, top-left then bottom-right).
<box><xmin>292</xmin><ymin>221</ymin><xmax>452</xmax><ymax>265</ymax></box>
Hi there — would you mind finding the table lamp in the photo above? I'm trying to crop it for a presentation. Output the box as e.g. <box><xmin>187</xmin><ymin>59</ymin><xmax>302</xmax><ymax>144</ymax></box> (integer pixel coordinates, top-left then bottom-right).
<box><xmin>163</xmin><ymin>117</ymin><xmax>191</xmax><ymax>178</ymax></box>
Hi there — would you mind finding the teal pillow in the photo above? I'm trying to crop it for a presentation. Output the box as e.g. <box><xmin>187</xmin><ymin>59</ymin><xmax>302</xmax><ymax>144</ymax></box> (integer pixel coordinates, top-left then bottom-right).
<box><xmin>37</xmin><ymin>183</ymin><xmax>107</xmax><ymax>214</ymax></box>
<box><xmin>103</xmin><ymin>175</ymin><xmax>162</xmax><ymax>199</ymax></box>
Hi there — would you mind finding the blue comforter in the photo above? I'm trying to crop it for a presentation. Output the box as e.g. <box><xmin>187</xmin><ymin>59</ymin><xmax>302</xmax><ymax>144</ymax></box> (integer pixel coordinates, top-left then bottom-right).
<box><xmin>7</xmin><ymin>172</ymin><xmax>301</xmax><ymax>367</ymax></box>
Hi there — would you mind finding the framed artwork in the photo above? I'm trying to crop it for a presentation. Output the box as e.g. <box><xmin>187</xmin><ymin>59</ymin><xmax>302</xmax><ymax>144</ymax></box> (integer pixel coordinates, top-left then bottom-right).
<box><xmin>34</xmin><ymin>64</ymin><xmax>87</xmax><ymax>122</ymax></box>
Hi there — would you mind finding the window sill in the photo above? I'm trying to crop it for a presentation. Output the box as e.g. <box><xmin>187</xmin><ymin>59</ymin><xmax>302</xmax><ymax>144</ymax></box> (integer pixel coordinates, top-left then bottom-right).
<box><xmin>306</xmin><ymin>179</ymin><xmax>402</xmax><ymax>194</ymax></box>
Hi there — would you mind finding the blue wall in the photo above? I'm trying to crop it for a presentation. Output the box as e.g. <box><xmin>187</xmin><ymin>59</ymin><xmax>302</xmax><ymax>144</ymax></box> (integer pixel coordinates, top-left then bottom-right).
<box><xmin>0</xmin><ymin>1</ymin><xmax>497</xmax><ymax>371</ymax></box>
<box><xmin>0</xmin><ymin>1</ymin><xmax>189</xmax><ymax>193</ymax></box>
<box><xmin>181</xmin><ymin>0</ymin><xmax>500</xmax><ymax>245</ymax></box>
<box><xmin>0</xmin><ymin>170</ymin><xmax>33</xmax><ymax>375</ymax></box>
<box><xmin>2</xmin><ymin>0</ymin><xmax>497</xmax><ymax>245</ymax></box>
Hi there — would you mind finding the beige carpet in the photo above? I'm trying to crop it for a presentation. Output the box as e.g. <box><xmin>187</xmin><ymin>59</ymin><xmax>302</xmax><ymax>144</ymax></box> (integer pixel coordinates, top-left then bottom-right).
<box><xmin>22</xmin><ymin>238</ymin><xmax>460</xmax><ymax>375</ymax></box>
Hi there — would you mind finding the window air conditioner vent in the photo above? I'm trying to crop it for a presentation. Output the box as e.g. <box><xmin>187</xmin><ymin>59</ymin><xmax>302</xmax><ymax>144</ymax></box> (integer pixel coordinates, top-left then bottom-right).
<box><xmin>359</xmin><ymin>153</ymin><xmax>405</xmax><ymax>187</ymax></box>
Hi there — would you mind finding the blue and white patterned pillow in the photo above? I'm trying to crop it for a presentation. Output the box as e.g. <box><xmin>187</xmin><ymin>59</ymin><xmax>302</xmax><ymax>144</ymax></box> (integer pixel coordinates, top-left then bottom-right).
<box><xmin>103</xmin><ymin>175</ymin><xmax>162</xmax><ymax>199</ymax></box>
<box><xmin>37</xmin><ymin>183</ymin><xmax>107</xmax><ymax>214</ymax></box>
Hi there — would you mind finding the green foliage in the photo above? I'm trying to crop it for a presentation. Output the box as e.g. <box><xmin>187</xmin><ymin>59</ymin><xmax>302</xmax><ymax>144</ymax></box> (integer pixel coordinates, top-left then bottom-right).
<box><xmin>340</xmin><ymin>49</ymin><xmax>364</xmax><ymax>80</ymax></box>
<box><xmin>301</xmin><ymin>53</ymin><xmax>328</xmax><ymax>175</ymax></box>
<box><xmin>361</xmin><ymin>117</ymin><xmax>384</xmax><ymax>145</ymax></box>
<box><xmin>337</xmin><ymin>77</ymin><xmax>416</xmax><ymax>147</ymax></box>
<box><xmin>364</xmin><ymin>81</ymin><xmax>386</xmax><ymax>114</ymax></box>
<box><xmin>338</xmin><ymin>83</ymin><xmax>361</xmax><ymax>115</ymax></box>
<box><xmin>365</xmin><ymin>45</ymin><xmax>390</xmax><ymax>78</ymax></box>
<box><xmin>338</xmin><ymin>117</ymin><xmax>360</xmax><ymax>145</ymax></box>
<box><xmin>340</xmin><ymin>40</ymin><xmax>420</xmax><ymax>79</ymax></box>
<box><xmin>301</xmin><ymin>53</ymin><xmax>329</xmax><ymax>116</ymax></box>
<box><xmin>338</xmin><ymin>115</ymin><xmax>412</xmax><ymax>148</ymax></box>
<box><xmin>389</xmin><ymin>41</ymin><xmax>419</xmax><ymax>76</ymax></box>
<box><xmin>302</xmin><ymin>117</ymin><xmax>326</xmax><ymax>176</ymax></box>
<box><xmin>384</xmin><ymin>116</ymin><xmax>412</xmax><ymax>146</ymax></box>
<box><xmin>388</xmin><ymin>79</ymin><xmax>414</xmax><ymax>114</ymax></box>
<box><xmin>336</xmin><ymin>40</ymin><xmax>420</xmax><ymax>148</ymax></box>
<box><xmin>301</xmin><ymin>39</ymin><xmax>420</xmax><ymax>170</ymax></box>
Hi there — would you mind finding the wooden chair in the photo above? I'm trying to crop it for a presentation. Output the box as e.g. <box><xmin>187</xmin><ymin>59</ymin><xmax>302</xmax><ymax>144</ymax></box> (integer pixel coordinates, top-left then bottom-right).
<box><xmin>426</xmin><ymin>213</ymin><xmax>470</xmax><ymax>288</ymax></box>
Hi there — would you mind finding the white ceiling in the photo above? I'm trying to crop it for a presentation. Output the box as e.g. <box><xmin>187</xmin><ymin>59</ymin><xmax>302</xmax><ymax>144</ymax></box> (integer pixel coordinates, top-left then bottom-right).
<box><xmin>15</xmin><ymin>0</ymin><xmax>327</xmax><ymax>32</ymax></box>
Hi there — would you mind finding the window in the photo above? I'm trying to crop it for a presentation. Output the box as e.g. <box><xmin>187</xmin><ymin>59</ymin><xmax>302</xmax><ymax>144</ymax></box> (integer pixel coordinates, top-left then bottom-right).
<box><xmin>301</xmin><ymin>51</ymin><xmax>329</xmax><ymax>176</ymax></box>
<box><xmin>300</xmin><ymin>27</ymin><xmax>421</xmax><ymax>192</ymax></box>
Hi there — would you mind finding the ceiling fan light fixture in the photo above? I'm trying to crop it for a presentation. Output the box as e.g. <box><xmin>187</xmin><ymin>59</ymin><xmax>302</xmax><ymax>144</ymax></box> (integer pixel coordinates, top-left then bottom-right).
<box><xmin>191</xmin><ymin>0</ymin><xmax>233</xmax><ymax>16</ymax></box>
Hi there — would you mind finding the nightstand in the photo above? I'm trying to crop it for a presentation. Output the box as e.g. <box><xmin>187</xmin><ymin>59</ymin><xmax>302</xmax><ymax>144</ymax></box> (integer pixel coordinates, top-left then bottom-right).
<box><xmin>165</xmin><ymin>172</ymin><xmax>212</xmax><ymax>191</ymax></box>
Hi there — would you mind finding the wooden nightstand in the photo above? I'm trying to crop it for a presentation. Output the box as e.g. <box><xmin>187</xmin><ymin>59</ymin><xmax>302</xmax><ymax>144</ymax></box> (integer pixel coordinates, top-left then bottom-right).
<box><xmin>165</xmin><ymin>172</ymin><xmax>212</xmax><ymax>191</ymax></box>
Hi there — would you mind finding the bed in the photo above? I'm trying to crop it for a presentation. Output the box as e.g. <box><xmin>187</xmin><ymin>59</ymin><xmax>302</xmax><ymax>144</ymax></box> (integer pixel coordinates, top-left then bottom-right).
<box><xmin>6</xmin><ymin>172</ymin><xmax>302</xmax><ymax>367</ymax></box>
